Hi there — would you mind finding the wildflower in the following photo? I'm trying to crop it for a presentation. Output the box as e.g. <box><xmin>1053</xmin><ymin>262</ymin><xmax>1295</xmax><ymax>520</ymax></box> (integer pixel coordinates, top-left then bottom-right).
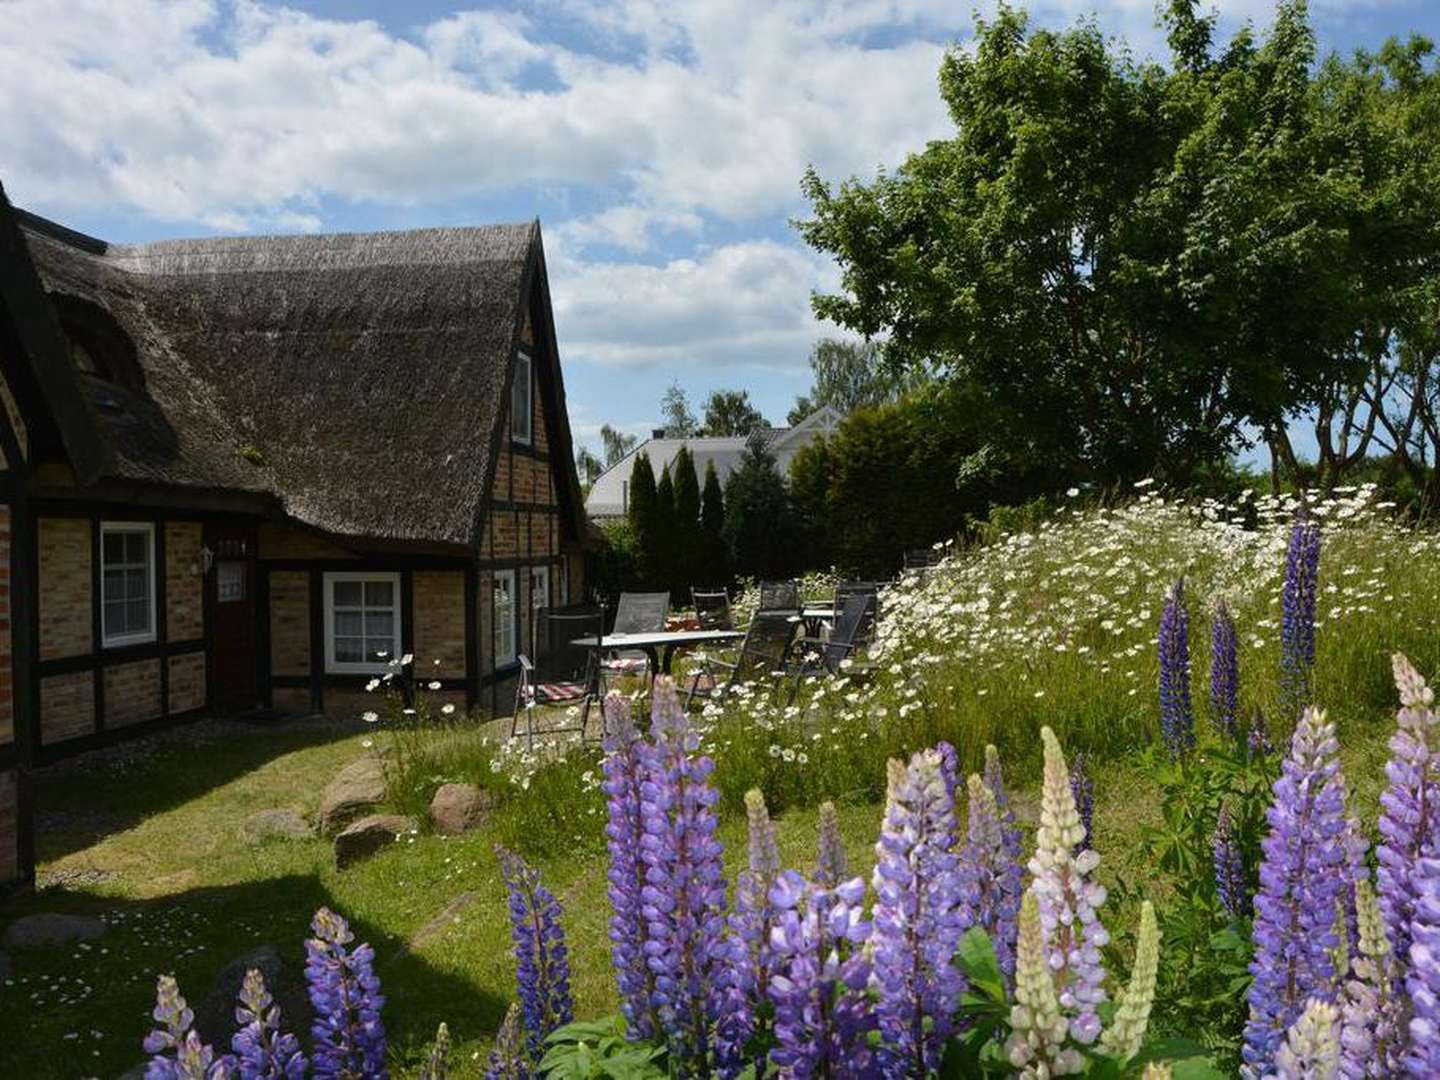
<box><xmin>1099</xmin><ymin>900</ymin><xmax>1160</xmax><ymax>1062</ymax></box>
<box><xmin>1029</xmin><ymin>727</ymin><xmax>1109</xmax><ymax>1045</ymax></box>
<box><xmin>815</xmin><ymin>801</ymin><xmax>848</xmax><ymax>889</ymax></box>
<box><xmin>1069</xmin><ymin>751</ymin><xmax>1094</xmax><ymax>852</ymax></box>
<box><xmin>983</xmin><ymin>744</ymin><xmax>1025</xmax><ymax>983</ymax></box>
<box><xmin>428</xmin><ymin>680</ymin><xmax>442</xmax><ymax>691</ymax></box>
<box><xmin>481</xmin><ymin>1003</ymin><xmax>527</xmax><ymax>1080</ymax></box>
<box><xmin>1213</xmin><ymin>806</ymin><xmax>1248</xmax><ymax>921</ymax></box>
<box><xmin>960</xmin><ymin>773</ymin><xmax>1022</xmax><ymax>987</ymax></box>
<box><xmin>715</xmin><ymin>790</ymin><xmax>781</xmax><ymax>1075</ymax></box>
<box><xmin>1210</xmin><ymin>600</ymin><xmax>1239</xmax><ymax>738</ymax></box>
<box><xmin>636</xmin><ymin>678</ymin><xmax>727</xmax><ymax>1069</ymax></box>
<box><xmin>1273</xmin><ymin>999</ymin><xmax>1341</xmax><ymax>1080</ymax></box>
<box><xmin>1004</xmin><ymin>891</ymin><xmax>1077</xmax><ymax>1075</ymax></box>
<box><xmin>304</xmin><ymin>908</ymin><xmax>387</xmax><ymax>1080</ymax></box>
<box><xmin>441</xmin><ymin>704</ymin><xmax>456</xmax><ymax>715</ymax></box>
<box><xmin>601</xmin><ymin>691</ymin><xmax>652</xmax><ymax>1041</ymax></box>
<box><xmin>1339</xmin><ymin>880</ymin><xmax>1399</xmax><ymax>1078</ymax></box>
<box><xmin>1158</xmin><ymin>578</ymin><xmax>1195</xmax><ymax>757</ymax></box>
<box><xmin>361</xmin><ymin>712</ymin><xmax>378</xmax><ymax>724</ymax></box>
<box><xmin>496</xmin><ymin>846</ymin><xmax>573</xmax><ymax>1061</ymax></box>
<box><xmin>418</xmin><ymin>1022</ymin><xmax>450</xmax><ymax>1080</ymax></box>
<box><xmin>142</xmin><ymin>975</ymin><xmax>229</xmax><ymax>1079</ymax></box>
<box><xmin>1243</xmin><ymin>709</ymin><xmax>1348</xmax><ymax>1078</ymax></box>
<box><xmin>870</xmin><ymin>750</ymin><xmax>966</xmax><ymax>1074</ymax></box>
<box><xmin>231</xmin><ymin>969</ymin><xmax>306</xmax><ymax>1079</ymax></box>
<box><xmin>1281</xmin><ymin>514</ymin><xmax>1322</xmax><ymax>717</ymax></box>
<box><xmin>1406</xmin><ymin>850</ymin><xmax>1440</xmax><ymax>1076</ymax></box>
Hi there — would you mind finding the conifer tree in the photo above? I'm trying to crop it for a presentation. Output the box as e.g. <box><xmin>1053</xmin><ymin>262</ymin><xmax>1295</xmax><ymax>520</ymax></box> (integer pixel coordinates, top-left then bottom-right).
<box><xmin>655</xmin><ymin>464</ymin><xmax>677</xmax><ymax>598</ymax></box>
<box><xmin>626</xmin><ymin>452</ymin><xmax>658</xmax><ymax>588</ymax></box>
<box><xmin>673</xmin><ymin>447</ymin><xmax>702</xmax><ymax>598</ymax></box>
<box><xmin>701</xmin><ymin>459</ymin><xmax>729</xmax><ymax>587</ymax></box>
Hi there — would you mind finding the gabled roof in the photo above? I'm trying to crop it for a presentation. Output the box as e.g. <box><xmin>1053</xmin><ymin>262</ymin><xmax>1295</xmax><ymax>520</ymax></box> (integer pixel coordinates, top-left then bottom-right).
<box><xmin>584</xmin><ymin>411</ymin><xmax>841</xmax><ymax>518</ymax></box>
<box><xmin>15</xmin><ymin>206</ymin><xmax>575</xmax><ymax>548</ymax></box>
<box><xmin>0</xmin><ymin>183</ymin><xmax>110</xmax><ymax>482</ymax></box>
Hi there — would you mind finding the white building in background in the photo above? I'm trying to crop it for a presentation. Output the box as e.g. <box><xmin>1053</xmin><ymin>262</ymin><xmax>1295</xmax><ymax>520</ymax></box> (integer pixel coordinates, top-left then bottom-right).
<box><xmin>584</xmin><ymin>406</ymin><xmax>843</xmax><ymax>519</ymax></box>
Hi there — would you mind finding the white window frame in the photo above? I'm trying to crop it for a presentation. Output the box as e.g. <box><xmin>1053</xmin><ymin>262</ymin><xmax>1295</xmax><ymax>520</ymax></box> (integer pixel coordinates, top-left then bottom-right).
<box><xmin>100</xmin><ymin>521</ymin><xmax>157</xmax><ymax>648</ymax></box>
<box><xmin>494</xmin><ymin>569</ymin><xmax>517</xmax><ymax>667</ymax></box>
<box><xmin>511</xmin><ymin>351</ymin><xmax>533</xmax><ymax>445</ymax></box>
<box><xmin>323</xmin><ymin>571</ymin><xmax>402</xmax><ymax>675</ymax></box>
<box><xmin>530</xmin><ymin>565</ymin><xmax>550</xmax><ymax>614</ymax></box>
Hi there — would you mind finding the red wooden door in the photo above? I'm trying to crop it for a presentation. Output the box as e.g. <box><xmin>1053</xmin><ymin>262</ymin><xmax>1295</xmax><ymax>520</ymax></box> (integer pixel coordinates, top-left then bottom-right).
<box><xmin>205</xmin><ymin>523</ymin><xmax>259</xmax><ymax>713</ymax></box>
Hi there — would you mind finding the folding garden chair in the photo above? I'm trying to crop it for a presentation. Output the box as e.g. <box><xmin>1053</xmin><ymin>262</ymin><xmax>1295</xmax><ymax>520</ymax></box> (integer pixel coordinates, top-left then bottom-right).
<box><xmin>691</xmin><ymin>588</ymin><xmax>735</xmax><ymax>631</ymax></box>
<box><xmin>757</xmin><ymin>579</ymin><xmax>801</xmax><ymax>613</ymax></box>
<box><xmin>601</xmin><ymin>591</ymin><xmax>670</xmax><ymax>682</ymax></box>
<box><xmin>789</xmin><ymin>591</ymin><xmax>877</xmax><ymax>702</ymax></box>
<box><xmin>682</xmin><ymin>610</ymin><xmax>798</xmax><ymax>707</ymax></box>
<box><xmin>833</xmin><ymin>581</ymin><xmax>882</xmax><ymax>644</ymax></box>
<box><xmin>511</xmin><ymin>606</ymin><xmax>604</xmax><ymax>750</ymax></box>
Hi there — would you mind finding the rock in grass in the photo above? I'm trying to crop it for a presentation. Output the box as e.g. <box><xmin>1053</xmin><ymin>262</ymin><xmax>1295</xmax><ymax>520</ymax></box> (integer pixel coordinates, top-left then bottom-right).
<box><xmin>428</xmin><ymin>783</ymin><xmax>497</xmax><ymax>835</ymax></box>
<box><xmin>193</xmin><ymin>943</ymin><xmax>312</xmax><ymax>1051</ymax></box>
<box><xmin>334</xmin><ymin>814</ymin><xmax>416</xmax><ymax>870</ymax></box>
<box><xmin>317</xmin><ymin>755</ymin><xmax>388</xmax><ymax>834</ymax></box>
<box><xmin>1</xmin><ymin>912</ymin><xmax>106</xmax><ymax>950</ymax></box>
<box><xmin>241</xmin><ymin>807</ymin><xmax>313</xmax><ymax>844</ymax></box>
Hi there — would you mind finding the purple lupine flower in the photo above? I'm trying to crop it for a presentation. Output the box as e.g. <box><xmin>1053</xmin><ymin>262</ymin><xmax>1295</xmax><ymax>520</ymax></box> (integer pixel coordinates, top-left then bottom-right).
<box><xmin>231</xmin><ymin>969</ymin><xmax>306</xmax><ymax>1080</ymax></box>
<box><xmin>143</xmin><ymin>975</ymin><xmax>232</xmax><ymax>1080</ymax></box>
<box><xmin>960</xmin><ymin>773</ymin><xmax>1022</xmax><ymax>987</ymax></box>
<box><xmin>715</xmin><ymin>790</ymin><xmax>781</xmax><ymax>1076</ymax></box>
<box><xmin>600</xmin><ymin>692</ymin><xmax>658</xmax><ymax>1039</ymax></box>
<box><xmin>936</xmin><ymin>739</ymin><xmax>960</xmax><ymax>803</ymax></box>
<box><xmin>1248</xmin><ymin>712</ymin><xmax>1275</xmax><ymax>761</ymax></box>
<box><xmin>1210</xmin><ymin>599</ymin><xmax>1240</xmax><ymax>738</ymax></box>
<box><xmin>418</xmin><ymin>1023</ymin><xmax>450</xmax><ymax>1080</ymax></box>
<box><xmin>637</xmin><ymin>677</ymin><xmax>728</xmax><ymax>1070</ymax></box>
<box><xmin>496</xmin><ymin>846</ymin><xmax>574</xmax><ymax>1062</ymax></box>
<box><xmin>1242</xmin><ymin>708</ymin><xmax>1349</xmax><ymax>1079</ymax></box>
<box><xmin>870</xmin><ymin>749</ymin><xmax>967</xmax><ymax>1077</ymax></box>
<box><xmin>482</xmin><ymin>1003</ymin><xmax>528</xmax><ymax>1080</ymax></box>
<box><xmin>1158</xmin><ymin>577</ymin><xmax>1195</xmax><ymax>757</ymax></box>
<box><xmin>815</xmin><ymin>800</ymin><xmax>848</xmax><ymax>890</ymax></box>
<box><xmin>768</xmin><ymin>870</ymin><xmax>875</xmax><ymax>1078</ymax></box>
<box><xmin>1280</xmin><ymin>513</ymin><xmax>1321</xmax><ymax>718</ymax></box>
<box><xmin>1405</xmin><ymin>846</ymin><xmax>1440</xmax><ymax>1076</ymax></box>
<box><xmin>1377</xmin><ymin>655</ymin><xmax>1439</xmax><ymax>993</ymax></box>
<box><xmin>983</xmin><ymin>744</ymin><xmax>1025</xmax><ymax>983</ymax></box>
<box><xmin>1340</xmin><ymin>815</ymin><xmax>1368</xmax><ymax>961</ymax></box>
<box><xmin>1339</xmin><ymin>879</ymin><xmax>1399</xmax><ymax>1080</ymax></box>
<box><xmin>1030</xmin><ymin>727</ymin><xmax>1109</xmax><ymax>1046</ymax></box>
<box><xmin>1213</xmin><ymin>805</ymin><xmax>1248</xmax><ymax>921</ymax></box>
<box><xmin>305</xmin><ymin>907</ymin><xmax>388</xmax><ymax>1080</ymax></box>
<box><xmin>1070</xmin><ymin>751</ymin><xmax>1094</xmax><ymax>853</ymax></box>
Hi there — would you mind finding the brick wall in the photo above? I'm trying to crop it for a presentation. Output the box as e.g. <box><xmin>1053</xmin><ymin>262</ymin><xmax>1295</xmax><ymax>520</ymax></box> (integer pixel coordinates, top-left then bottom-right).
<box><xmin>0</xmin><ymin>768</ymin><xmax>16</xmax><ymax>884</ymax></box>
<box><xmin>269</xmin><ymin>571</ymin><xmax>310</xmax><ymax>676</ymax></box>
<box><xmin>103</xmin><ymin>659</ymin><xmax>161</xmax><ymax>728</ymax></box>
<box><xmin>40</xmin><ymin>671</ymin><xmax>94</xmax><ymax>743</ymax></box>
<box><xmin>168</xmin><ymin>652</ymin><xmax>205</xmax><ymax>713</ymax></box>
<box><xmin>38</xmin><ymin>517</ymin><xmax>91</xmax><ymax>659</ymax></box>
<box><xmin>413</xmin><ymin>571</ymin><xmax>466</xmax><ymax>679</ymax></box>
<box><xmin>166</xmin><ymin>523</ymin><xmax>203</xmax><ymax>640</ymax></box>
<box><xmin>259</xmin><ymin>524</ymin><xmax>357</xmax><ymax>560</ymax></box>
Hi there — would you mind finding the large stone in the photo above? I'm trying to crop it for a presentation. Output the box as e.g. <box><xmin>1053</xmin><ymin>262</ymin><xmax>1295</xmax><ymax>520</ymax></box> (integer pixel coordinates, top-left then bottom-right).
<box><xmin>192</xmin><ymin>943</ymin><xmax>312</xmax><ymax>1052</ymax></box>
<box><xmin>241</xmin><ymin>807</ymin><xmax>313</xmax><ymax>844</ymax></box>
<box><xmin>334</xmin><ymin>814</ymin><xmax>416</xmax><ymax>870</ymax></box>
<box><xmin>427</xmin><ymin>783</ymin><xmax>497</xmax><ymax>835</ymax></box>
<box><xmin>317</xmin><ymin>754</ymin><xmax>387</xmax><ymax>834</ymax></box>
<box><xmin>1</xmin><ymin>912</ymin><xmax>107</xmax><ymax>950</ymax></box>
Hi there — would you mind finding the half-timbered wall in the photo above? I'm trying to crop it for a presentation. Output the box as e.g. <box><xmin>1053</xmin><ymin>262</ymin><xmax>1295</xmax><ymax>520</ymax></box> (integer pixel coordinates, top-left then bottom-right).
<box><xmin>0</xmin><ymin>361</ymin><xmax>30</xmax><ymax>889</ymax></box>
<box><xmin>30</xmin><ymin>509</ymin><xmax>207</xmax><ymax>753</ymax></box>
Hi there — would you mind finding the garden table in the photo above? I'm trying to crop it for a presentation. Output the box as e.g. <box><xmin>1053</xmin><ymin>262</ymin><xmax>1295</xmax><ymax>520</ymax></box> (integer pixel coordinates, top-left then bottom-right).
<box><xmin>799</xmin><ymin>605</ymin><xmax>836</xmax><ymax>637</ymax></box>
<box><xmin>571</xmin><ymin>629</ymin><xmax>745</xmax><ymax>676</ymax></box>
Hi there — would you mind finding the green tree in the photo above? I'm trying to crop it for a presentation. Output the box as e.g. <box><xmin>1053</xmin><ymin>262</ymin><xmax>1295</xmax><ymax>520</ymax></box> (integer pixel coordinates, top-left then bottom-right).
<box><xmin>788</xmin><ymin>434</ymin><xmax>834</xmax><ymax>568</ymax></box>
<box><xmin>723</xmin><ymin>432</ymin><xmax>800</xmax><ymax>581</ymax></box>
<box><xmin>702</xmin><ymin>389</ymin><xmax>768</xmax><ymax>437</ymax></box>
<box><xmin>787</xmin><ymin>338</ymin><xmax>920</xmax><ymax>425</ymax></box>
<box><xmin>659</xmin><ymin>382</ymin><xmax>699</xmax><ymax>437</ymax></box>
<box><xmin>626</xmin><ymin>452</ymin><xmax>658</xmax><ymax>587</ymax></box>
<box><xmin>796</xmin><ymin>1</ymin><xmax>1427</xmax><ymax>486</ymax></box>
<box><xmin>601</xmin><ymin>424</ymin><xmax>638</xmax><ymax>468</ymax></box>
<box><xmin>700</xmin><ymin>459</ymin><xmax>729</xmax><ymax>586</ymax></box>
<box><xmin>672</xmin><ymin>445</ymin><xmax>703</xmax><ymax>595</ymax></box>
<box><xmin>654</xmin><ymin>463</ymin><xmax>677</xmax><ymax>596</ymax></box>
<box><xmin>575</xmin><ymin>445</ymin><xmax>603</xmax><ymax>488</ymax></box>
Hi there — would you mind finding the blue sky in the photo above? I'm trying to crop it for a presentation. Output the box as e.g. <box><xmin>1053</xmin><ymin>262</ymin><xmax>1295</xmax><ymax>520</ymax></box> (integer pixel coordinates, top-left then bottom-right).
<box><xmin>5</xmin><ymin>1</ymin><xmax>1439</xmax><ymax>464</ymax></box>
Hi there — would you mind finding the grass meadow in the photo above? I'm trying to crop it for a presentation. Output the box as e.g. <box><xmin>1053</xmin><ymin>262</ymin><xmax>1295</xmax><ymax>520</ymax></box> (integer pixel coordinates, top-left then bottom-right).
<box><xmin>2</xmin><ymin>481</ymin><xmax>1434</xmax><ymax>1075</ymax></box>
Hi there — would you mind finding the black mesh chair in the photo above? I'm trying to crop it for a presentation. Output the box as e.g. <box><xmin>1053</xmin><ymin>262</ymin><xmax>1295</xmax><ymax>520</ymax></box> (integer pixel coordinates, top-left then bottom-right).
<box><xmin>758</xmin><ymin>579</ymin><xmax>801</xmax><ymax>613</ymax></box>
<box><xmin>692</xmin><ymin>588</ymin><xmax>735</xmax><ymax>631</ymax></box>
<box><xmin>602</xmin><ymin>591</ymin><xmax>670</xmax><ymax>680</ymax></box>
<box><xmin>512</xmin><ymin>606</ymin><xmax>604</xmax><ymax>749</ymax></box>
<box><xmin>790</xmin><ymin>592</ymin><xmax>877</xmax><ymax>701</ymax></box>
<box><xmin>833</xmin><ymin>582</ymin><xmax>882</xmax><ymax>644</ymax></box>
<box><xmin>682</xmin><ymin>611</ymin><xmax>797</xmax><ymax>707</ymax></box>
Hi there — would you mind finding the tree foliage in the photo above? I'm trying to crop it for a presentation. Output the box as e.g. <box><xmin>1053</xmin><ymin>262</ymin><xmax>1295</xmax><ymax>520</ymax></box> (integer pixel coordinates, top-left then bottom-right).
<box><xmin>626</xmin><ymin>452</ymin><xmax>659</xmax><ymax>587</ymax></box>
<box><xmin>797</xmin><ymin>1</ymin><xmax>1440</xmax><ymax>489</ymax></box>
<box><xmin>659</xmin><ymin>383</ymin><xmax>700</xmax><ymax>438</ymax></box>
<box><xmin>601</xmin><ymin>424</ymin><xmax>639</xmax><ymax>469</ymax></box>
<box><xmin>700</xmin><ymin>459</ymin><xmax>728</xmax><ymax>587</ymax></box>
<box><xmin>702</xmin><ymin>389</ymin><xmax>769</xmax><ymax>437</ymax></box>
<box><xmin>723</xmin><ymin>433</ymin><xmax>800</xmax><ymax>581</ymax></box>
<box><xmin>788</xmin><ymin>338</ymin><xmax>920</xmax><ymax>425</ymax></box>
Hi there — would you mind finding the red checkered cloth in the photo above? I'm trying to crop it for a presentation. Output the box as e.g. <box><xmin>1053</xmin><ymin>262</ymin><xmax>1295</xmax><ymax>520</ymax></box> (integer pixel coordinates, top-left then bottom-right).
<box><xmin>524</xmin><ymin>681</ymin><xmax>589</xmax><ymax>704</ymax></box>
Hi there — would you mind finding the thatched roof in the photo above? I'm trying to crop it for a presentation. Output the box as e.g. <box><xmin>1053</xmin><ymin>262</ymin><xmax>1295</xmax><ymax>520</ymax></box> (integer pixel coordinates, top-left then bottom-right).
<box><xmin>17</xmin><ymin>210</ymin><xmax>550</xmax><ymax>547</ymax></box>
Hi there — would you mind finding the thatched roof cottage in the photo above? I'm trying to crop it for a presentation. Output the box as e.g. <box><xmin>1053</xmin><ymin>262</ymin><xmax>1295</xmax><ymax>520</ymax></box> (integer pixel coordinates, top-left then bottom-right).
<box><xmin>0</xmin><ymin>179</ymin><xmax>589</xmax><ymax>891</ymax></box>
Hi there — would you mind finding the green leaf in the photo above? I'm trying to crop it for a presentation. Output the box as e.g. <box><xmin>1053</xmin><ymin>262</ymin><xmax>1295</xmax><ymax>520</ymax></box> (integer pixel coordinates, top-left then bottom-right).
<box><xmin>955</xmin><ymin>926</ymin><xmax>1006</xmax><ymax>1001</ymax></box>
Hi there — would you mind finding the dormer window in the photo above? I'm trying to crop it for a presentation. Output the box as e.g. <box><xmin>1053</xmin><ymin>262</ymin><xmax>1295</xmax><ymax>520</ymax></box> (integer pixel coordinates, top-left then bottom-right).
<box><xmin>511</xmin><ymin>351</ymin><xmax>532</xmax><ymax>445</ymax></box>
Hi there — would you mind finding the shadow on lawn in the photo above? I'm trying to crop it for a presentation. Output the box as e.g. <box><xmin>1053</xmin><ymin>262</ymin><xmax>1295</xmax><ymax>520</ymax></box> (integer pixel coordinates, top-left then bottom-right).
<box><xmin>32</xmin><ymin>718</ymin><xmax>364</xmax><ymax>863</ymax></box>
<box><xmin>0</xmin><ymin>873</ymin><xmax>508</xmax><ymax>1079</ymax></box>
